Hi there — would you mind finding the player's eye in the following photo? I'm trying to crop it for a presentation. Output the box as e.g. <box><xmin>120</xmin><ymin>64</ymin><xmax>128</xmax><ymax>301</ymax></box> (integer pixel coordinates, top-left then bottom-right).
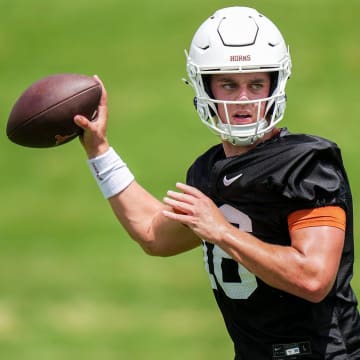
<box><xmin>222</xmin><ymin>81</ymin><xmax>237</xmax><ymax>90</ymax></box>
<box><xmin>250</xmin><ymin>82</ymin><xmax>264</xmax><ymax>91</ymax></box>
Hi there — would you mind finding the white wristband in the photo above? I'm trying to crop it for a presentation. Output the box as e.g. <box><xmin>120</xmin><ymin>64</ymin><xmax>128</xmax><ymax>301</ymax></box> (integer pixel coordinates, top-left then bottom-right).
<box><xmin>87</xmin><ymin>147</ymin><xmax>134</xmax><ymax>199</ymax></box>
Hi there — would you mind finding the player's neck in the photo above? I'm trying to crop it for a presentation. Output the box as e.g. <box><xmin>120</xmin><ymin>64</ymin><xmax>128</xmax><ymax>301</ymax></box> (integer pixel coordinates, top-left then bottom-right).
<box><xmin>222</xmin><ymin>128</ymin><xmax>280</xmax><ymax>158</ymax></box>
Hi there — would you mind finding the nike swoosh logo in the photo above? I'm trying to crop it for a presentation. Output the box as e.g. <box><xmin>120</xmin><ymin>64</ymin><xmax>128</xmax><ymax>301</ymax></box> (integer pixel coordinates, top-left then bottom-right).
<box><xmin>223</xmin><ymin>173</ymin><xmax>243</xmax><ymax>186</ymax></box>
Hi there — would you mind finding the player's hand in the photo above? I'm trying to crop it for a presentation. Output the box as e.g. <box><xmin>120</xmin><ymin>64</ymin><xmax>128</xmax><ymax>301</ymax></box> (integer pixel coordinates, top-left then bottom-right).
<box><xmin>74</xmin><ymin>75</ymin><xmax>110</xmax><ymax>159</ymax></box>
<box><xmin>162</xmin><ymin>182</ymin><xmax>230</xmax><ymax>244</ymax></box>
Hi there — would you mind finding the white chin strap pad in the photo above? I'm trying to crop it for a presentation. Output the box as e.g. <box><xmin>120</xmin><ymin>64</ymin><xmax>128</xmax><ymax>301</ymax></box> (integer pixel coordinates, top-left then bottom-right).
<box><xmin>218</xmin><ymin>118</ymin><xmax>268</xmax><ymax>146</ymax></box>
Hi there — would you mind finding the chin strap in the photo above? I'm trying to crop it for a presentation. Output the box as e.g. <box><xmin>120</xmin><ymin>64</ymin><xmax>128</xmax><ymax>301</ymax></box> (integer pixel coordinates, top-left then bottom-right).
<box><xmin>217</xmin><ymin>118</ymin><xmax>268</xmax><ymax>146</ymax></box>
<box><xmin>221</xmin><ymin>133</ymin><xmax>264</xmax><ymax>146</ymax></box>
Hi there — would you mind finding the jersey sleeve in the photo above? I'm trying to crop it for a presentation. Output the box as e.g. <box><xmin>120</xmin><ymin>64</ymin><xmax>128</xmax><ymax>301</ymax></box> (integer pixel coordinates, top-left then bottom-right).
<box><xmin>278</xmin><ymin>137</ymin><xmax>349</xmax><ymax>211</ymax></box>
<box><xmin>288</xmin><ymin>206</ymin><xmax>346</xmax><ymax>232</ymax></box>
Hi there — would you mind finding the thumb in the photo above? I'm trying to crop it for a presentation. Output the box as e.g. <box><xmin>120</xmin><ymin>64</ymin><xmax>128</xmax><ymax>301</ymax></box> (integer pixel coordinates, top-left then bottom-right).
<box><xmin>74</xmin><ymin>115</ymin><xmax>91</xmax><ymax>130</ymax></box>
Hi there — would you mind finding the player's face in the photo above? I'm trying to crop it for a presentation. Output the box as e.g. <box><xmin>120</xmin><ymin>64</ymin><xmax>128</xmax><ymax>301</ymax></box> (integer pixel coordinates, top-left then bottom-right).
<box><xmin>210</xmin><ymin>72</ymin><xmax>271</xmax><ymax>125</ymax></box>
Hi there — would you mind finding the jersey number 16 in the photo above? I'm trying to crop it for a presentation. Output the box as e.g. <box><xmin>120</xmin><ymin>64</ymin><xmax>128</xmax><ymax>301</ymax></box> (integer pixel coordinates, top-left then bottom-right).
<box><xmin>202</xmin><ymin>204</ymin><xmax>258</xmax><ymax>300</ymax></box>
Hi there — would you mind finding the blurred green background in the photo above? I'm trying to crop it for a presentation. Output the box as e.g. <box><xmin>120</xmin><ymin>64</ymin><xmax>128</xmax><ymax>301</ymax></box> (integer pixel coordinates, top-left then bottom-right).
<box><xmin>0</xmin><ymin>0</ymin><xmax>359</xmax><ymax>359</ymax></box>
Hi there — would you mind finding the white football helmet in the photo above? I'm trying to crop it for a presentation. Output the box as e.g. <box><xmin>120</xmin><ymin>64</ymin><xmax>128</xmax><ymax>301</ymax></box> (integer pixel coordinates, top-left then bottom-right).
<box><xmin>186</xmin><ymin>6</ymin><xmax>291</xmax><ymax>146</ymax></box>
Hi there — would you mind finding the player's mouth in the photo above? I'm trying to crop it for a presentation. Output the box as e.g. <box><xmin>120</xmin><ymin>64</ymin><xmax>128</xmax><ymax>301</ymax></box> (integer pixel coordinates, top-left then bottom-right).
<box><xmin>231</xmin><ymin>112</ymin><xmax>253</xmax><ymax>125</ymax></box>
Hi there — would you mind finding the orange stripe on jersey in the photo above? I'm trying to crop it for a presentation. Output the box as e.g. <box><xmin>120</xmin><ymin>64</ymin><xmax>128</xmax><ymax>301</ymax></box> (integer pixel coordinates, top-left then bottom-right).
<box><xmin>288</xmin><ymin>206</ymin><xmax>346</xmax><ymax>232</ymax></box>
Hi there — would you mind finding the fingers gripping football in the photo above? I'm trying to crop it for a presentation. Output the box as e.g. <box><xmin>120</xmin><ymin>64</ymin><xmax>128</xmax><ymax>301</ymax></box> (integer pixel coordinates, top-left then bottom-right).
<box><xmin>163</xmin><ymin>182</ymin><xmax>229</xmax><ymax>244</ymax></box>
<box><xmin>74</xmin><ymin>76</ymin><xmax>110</xmax><ymax>158</ymax></box>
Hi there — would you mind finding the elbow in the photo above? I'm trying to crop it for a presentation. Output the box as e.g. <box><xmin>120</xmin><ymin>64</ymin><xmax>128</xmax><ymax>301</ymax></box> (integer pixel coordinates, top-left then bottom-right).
<box><xmin>138</xmin><ymin>240</ymin><xmax>174</xmax><ymax>257</ymax></box>
<box><xmin>138</xmin><ymin>241</ymin><xmax>162</xmax><ymax>257</ymax></box>
<box><xmin>290</xmin><ymin>257</ymin><xmax>335</xmax><ymax>303</ymax></box>
<box><xmin>302</xmin><ymin>286</ymin><xmax>327</xmax><ymax>303</ymax></box>
<box><xmin>299</xmin><ymin>277</ymin><xmax>333</xmax><ymax>303</ymax></box>
<box><xmin>129</xmin><ymin>229</ymin><xmax>174</xmax><ymax>257</ymax></box>
<box><xmin>140</xmin><ymin>244</ymin><xmax>164</xmax><ymax>257</ymax></box>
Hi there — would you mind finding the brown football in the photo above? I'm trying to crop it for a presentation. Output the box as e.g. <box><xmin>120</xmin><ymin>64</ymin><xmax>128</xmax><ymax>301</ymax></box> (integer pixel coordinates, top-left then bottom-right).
<box><xmin>6</xmin><ymin>73</ymin><xmax>101</xmax><ymax>148</ymax></box>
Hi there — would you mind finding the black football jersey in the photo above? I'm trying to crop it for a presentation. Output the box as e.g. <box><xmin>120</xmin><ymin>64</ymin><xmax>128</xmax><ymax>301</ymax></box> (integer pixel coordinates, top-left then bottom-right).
<box><xmin>186</xmin><ymin>129</ymin><xmax>360</xmax><ymax>359</ymax></box>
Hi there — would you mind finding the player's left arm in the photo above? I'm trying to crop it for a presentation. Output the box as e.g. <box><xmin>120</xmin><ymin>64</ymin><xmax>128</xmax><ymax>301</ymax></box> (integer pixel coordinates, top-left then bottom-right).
<box><xmin>163</xmin><ymin>182</ymin><xmax>345</xmax><ymax>303</ymax></box>
<box><xmin>285</xmin><ymin>225</ymin><xmax>344</xmax><ymax>300</ymax></box>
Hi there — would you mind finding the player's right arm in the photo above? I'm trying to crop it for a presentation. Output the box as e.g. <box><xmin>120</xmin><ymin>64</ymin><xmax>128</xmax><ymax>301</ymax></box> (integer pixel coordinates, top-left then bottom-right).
<box><xmin>74</xmin><ymin>76</ymin><xmax>201</xmax><ymax>256</ymax></box>
<box><xmin>108</xmin><ymin>181</ymin><xmax>201</xmax><ymax>256</ymax></box>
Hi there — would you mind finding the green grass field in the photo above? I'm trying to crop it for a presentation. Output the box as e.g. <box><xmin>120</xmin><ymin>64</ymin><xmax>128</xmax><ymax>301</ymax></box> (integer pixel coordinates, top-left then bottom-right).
<box><xmin>0</xmin><ymin>0</ymin><xmax>359</xmax><ymax>358</ymax></box>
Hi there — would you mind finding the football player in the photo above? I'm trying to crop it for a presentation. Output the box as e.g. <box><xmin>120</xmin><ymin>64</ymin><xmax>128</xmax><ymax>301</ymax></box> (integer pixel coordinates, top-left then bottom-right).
<box><xmin>74</xmin><ymin>6</ymin><xmax>360</xmax><ymax>359</ymax></box>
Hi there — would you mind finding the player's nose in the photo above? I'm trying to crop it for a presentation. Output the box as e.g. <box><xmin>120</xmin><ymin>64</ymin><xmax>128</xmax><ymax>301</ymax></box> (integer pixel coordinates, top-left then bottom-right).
<box><xmin>235</xmin><ymin>87</ymin><xmax>249</xmax><ymax>102</ymax></box>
